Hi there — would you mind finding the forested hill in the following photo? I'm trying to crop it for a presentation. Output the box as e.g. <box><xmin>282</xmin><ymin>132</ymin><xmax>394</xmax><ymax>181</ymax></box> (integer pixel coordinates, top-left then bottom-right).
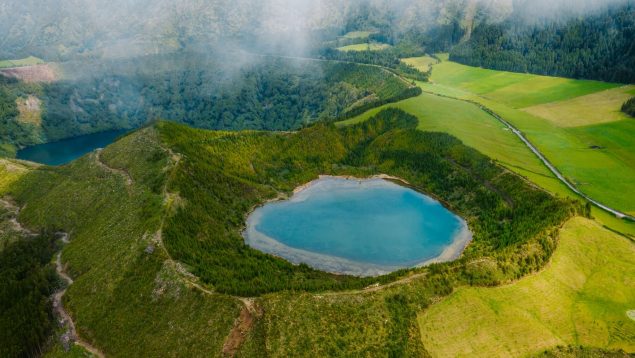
<box><xmin>450</xmin><ymin>3</ymin><xmax>635</xmax><ymax>83</ymax></box>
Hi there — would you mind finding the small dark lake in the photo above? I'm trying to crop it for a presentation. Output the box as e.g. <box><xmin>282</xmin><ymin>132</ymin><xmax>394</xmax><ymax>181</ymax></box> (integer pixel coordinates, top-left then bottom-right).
<box><xmin>17</xmin><ymin>130</ymin><xmax>128</xmax><ymax>166</ymax></box>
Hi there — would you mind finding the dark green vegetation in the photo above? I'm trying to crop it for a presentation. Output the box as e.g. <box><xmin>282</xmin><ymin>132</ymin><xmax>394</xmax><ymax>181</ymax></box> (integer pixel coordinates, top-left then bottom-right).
<box><xmin>451</xmin><ymin>3</ymin><xmax>635</xmax><ymax>83</ymax></box>
<box><xmin>535</xmin><ymin>346</ymin><xmax>633</xmax><ymax>358</ymax></box>
<box><xmin>0</xmin><ymin>54</ymin><xmax>417</xmax><ymax>152</ymax></box>
<box><xmin>622</xmin><ymin>97</ymin><xmax>635</xmax><ymax>117</ymax></box>
<box><xmin>0</xmin><ymin>77</ymin><xmax>42</xmax><ymax>156</ymax></box>
<box><xmin>0</xmin><ymin>234</ymin><xmax>58</xmax><ymax>358</ymax></box>
<box><xmin>321</xmin><ymin>47</ymin><xmax>430</xmax><ymax>81</ymax></box>
<box><xmin>159</xmin><ymin>108</ymin><xmax>582</xmax><ymax>295</ymax></box>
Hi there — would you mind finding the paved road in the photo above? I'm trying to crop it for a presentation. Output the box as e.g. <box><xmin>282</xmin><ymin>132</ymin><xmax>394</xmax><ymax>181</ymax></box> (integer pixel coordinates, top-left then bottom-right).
<box><xmin>421</xmin><ymin>89</ymin><xmax>635</xmax><ymax>222</ymax></box>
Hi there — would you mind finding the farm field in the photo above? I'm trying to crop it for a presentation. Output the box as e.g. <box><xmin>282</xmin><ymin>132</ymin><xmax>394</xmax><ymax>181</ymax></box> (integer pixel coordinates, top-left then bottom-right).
<box><xmin>523</xmin><ymin>85</ymin><xmax>635</xmax><ymax>127</ymax></box>
<box><xmin>419</xmin><ymin>217</ymin><xmax>635</xmax><ymax>358</ymax></box>
<box><xmin>429</xmin><ymin>54</ymin><xmax>619</xmax><ymax>108</ymax></box>
<box><xmin>401</xmin><ymin>56</ymin><xmax>438</xmax><ymax>72</ymax></box>
<box><xmin>340</xmin><ymin>31</ymin><xmax>375</xmax><ymax>39</ymax></box>
<box><xmin>337</xmin><ymin>43</ymin><xmax>392</xmax><ymax>52</ymax></box>
<box><xmin>403</xmin><ymin>55</ymin><xmax>635</xmax><ymax>217</ymax></box>
<box><xmin>0</xmin><ymin>56</ymin><xmax>45</xmax><ymax>69</ymax></box>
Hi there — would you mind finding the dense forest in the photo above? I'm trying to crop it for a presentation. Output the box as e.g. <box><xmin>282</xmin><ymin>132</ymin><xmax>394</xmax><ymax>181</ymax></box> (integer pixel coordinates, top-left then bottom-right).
<box><xmin>450</xmin><ymin>3</ymin><xmax>635</xmax><ymax>83</ymax></box>
<box><xmin>320</xmin><ymin>45</ymin><xmax>430</xmax><ymax>81</ymax></box>
<box><xmin>622</xmin><ymin>97</ymin><xmax>635</xmax><ymax>117</ymax></box>
<box><xmin>0</xmin><ymin>54</ymin><xmax>418</xmax><ymax>153</ymax></box>
<box><xmin>159</xmin><ymin>109</ymin><xmax>582</xmax><ymax>296</ymax></box>
<box><xmin>0</xmin><ymin>234</ymin><xmax>59</xmax><ymax>358</ymax></box>
<box><xmin>0</xmin><ymin>77</ymin><xmax>42</xmax><ymax>156</ymax></box>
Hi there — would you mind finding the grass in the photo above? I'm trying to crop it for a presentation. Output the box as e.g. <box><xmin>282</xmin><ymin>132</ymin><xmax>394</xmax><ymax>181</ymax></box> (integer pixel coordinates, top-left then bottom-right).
<box><xmin>401</xmin><ymin>55</ymin><xmax>635</xmax><ymax>216</ymax></box>
<box><xmin>340</xmin><ymin>31</ymin><xmax>375</xmax><ymax>40</ymax></box>
<box><xmin>428</xmin><ymin>58</ymin><xmax>619</xmax><ymax>108</ymax></box>
<box><xmin>418</xmin><ymin>217</ymin><xmax>635</xmax><ymax>357</ymax></box>
<box><xmin>337</xmin><ymin>43</ymin><xmax>392</xmax><ymax>52</ymax></box>
<box><xmin>4</xmin><ymin>129</ymin><xmax>242</xmax><ymax>357</ymax></box>
<box><xmin>339</xmin><ymin>90</ymin><xmax>561</xmax><ymax>191</ymax></box>
<box><xmin>401</xmin><ymin>56</ymin><xmax>438</xmax><ymax>72</ymax></box>
<box><xmin>0</xmin><ymin>56</ymin><xmax>45</xmax><ymax>69</ymax></box>
<box><xmin>523</xmin><ymin>86</ymin><xmax>635</xmax><ymax>127</ymax></box>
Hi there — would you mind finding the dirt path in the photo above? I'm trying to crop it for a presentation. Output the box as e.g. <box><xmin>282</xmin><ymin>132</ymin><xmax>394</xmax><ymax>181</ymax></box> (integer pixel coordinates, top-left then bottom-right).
<box><xmin>95</xmin><ymin>149</ymin><xmax>133</xmax><ymax>186</ymax></box>
<box><xmin>0</xmin><ymin>197</ymin><xmax>37</xmax><ymax>237</ymax></box>
<box><xmin>319</xmin><ymin>272</ymin><xmax>428</xmax><ymax>298</ymax></box>
<box><xmin>222</xmin><ymin>298</ymin><xmax>261</xmax><ymax>357</ymax></box>
<box><xmin>53</xmin><ymin>233</ymin><xmax>106</xmax><ymax>358</ymax></box>
<box><xmin>153</xmin><ymin>145</ymin><xmax>266</xmax><ymax>357</ymax></box>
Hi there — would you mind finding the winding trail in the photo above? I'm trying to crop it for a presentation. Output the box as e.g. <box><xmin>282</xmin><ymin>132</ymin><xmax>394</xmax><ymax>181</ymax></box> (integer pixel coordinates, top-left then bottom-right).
<box><xmin>154</xmin><ymin>145</ymin><xmax>262</xmax><ymax>357</ymax></box>
<box><xmin>95</xmin><ymin>149</ymin><xmax>133</xmax><ymax>186</ymax></box>
<box><xmin>0</xmin><ymin>198</ymin><xmax>37</xmax><ymax>237</ymax></box>
<box><xmin>53</xmin><ymin>233</ymin><xmax>106</xmax><ymax>358</ymax></box>
<box><xmin>222</xmin><ymin>298</ymin><xmax>261</xmax><ymax>357</ymax></box>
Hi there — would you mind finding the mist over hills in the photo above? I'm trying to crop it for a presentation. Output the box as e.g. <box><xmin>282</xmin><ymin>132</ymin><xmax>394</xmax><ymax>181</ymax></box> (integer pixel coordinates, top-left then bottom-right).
<box><xmin>2</xmin><ymin>0</ymin><xmax>628</xmax><ymax>61</ymax></box>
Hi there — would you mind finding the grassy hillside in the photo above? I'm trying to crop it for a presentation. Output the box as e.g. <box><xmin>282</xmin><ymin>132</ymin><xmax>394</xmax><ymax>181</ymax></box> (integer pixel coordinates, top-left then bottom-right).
<box><xmin>419</xmin><ymin>217</ymin><xmax>635</xmax><ymax>357</ymax></box>
<box><xmin>523</xmin><ymin>86</ymin><xmax>635</xmax><ymax>127</ymax></box>
<box><xmin>3</xmin><ymin>129</ymin><xmax>242</xmax><ymax>356</ymax></box>
<box><xmin>0</xmin><ymin>110</ymin><xmax>584</xmax><ymax>356</ymax></box>
<box><xmin>402</xmin><ymin>56</ymin><xmax>635</xmax><ymax>217</ymax></box>
<box><xmin>429</xmin><ymin>55</ymin><xmax>619</xmax><ymax>108</ymax></box>
<box><xmin>0</xmin><ymin>56</ymin><xmax>45</xmax><ymax>69</ymax></box>
<box><xmin>337</xmin><ymin>43</ymin><xmax>392</xmax><ymax>52</ymax></box>
<box><xmin>402</xmin><ymin>56</ymin><xmax>438</xmax><ymax>73</ymax></box>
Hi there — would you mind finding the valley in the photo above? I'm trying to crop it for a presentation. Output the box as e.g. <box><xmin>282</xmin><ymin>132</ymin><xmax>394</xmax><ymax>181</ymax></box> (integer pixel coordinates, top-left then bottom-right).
<box><xmin>0</xmin><ymin>1</ymin><xmax>634</xmax><ymax>357</ymax></box>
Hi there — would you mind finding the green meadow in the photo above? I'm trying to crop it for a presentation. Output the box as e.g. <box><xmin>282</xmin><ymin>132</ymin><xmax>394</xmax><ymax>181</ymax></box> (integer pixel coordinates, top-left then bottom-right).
<box><xmin>337</xmin><ymin>43</ymin><xmax>392</xmax><ymax>52</ymax></box>
<box><xmin>340</xmin><ymin>31</ymin><xmax>375</xmax><ymax>39</ymax></box>
<box><xmin>400</xmin><ymin>55</ymin><xmax>635</xmax><ymax>217</ymax></box>
<box><xmin>401</xmin><ymin>56</ymin><xmax>438</xmax><ymax>72</ymax></box>
<box><xmin>419</xmin><ymin>217</ymin><xmax>635</xmax><ymax>357</ymax></box>
<box><xmin>0</xmin><ymin>56</ymin><xmax>45</xmax><ymax>69</ymax></box>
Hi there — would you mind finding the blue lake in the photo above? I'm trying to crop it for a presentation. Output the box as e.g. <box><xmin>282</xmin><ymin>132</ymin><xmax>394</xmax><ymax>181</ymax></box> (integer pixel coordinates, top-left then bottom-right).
<box><xmin>17</xmin><ymin>130</ymin><xmax>128</xmax><ymax>166</ymax></box>
<box><xmin>244</xmin><ymin>177</ymin><xmax>472</xmax><ymax>276</ymax></box>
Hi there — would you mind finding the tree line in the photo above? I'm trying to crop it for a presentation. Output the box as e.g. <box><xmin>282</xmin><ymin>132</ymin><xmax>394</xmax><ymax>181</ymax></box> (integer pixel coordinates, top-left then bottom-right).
<box><xmin>450</xmin><ymin>3</ymin><xmax>635</xmax><ymax>83</ymax></box>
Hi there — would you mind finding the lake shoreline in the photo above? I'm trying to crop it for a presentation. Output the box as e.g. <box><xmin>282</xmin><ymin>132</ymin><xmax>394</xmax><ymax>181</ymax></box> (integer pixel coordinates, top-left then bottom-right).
<box><xmin>242</xmin><ymin>175</ymin><xmax>473</xmax><ymax>277</ymax></box>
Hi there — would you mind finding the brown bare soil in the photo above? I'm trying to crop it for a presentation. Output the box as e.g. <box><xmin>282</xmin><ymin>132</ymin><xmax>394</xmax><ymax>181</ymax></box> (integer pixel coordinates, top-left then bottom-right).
<box><xmin>222</xmin><ymin>299</ymin><xmax>262</xmax><ymax>357</ymax></box>
<box><xmin>0</xmin><ymin>64</ymin><xmax>59</xmax><ymax>83</ymax></box>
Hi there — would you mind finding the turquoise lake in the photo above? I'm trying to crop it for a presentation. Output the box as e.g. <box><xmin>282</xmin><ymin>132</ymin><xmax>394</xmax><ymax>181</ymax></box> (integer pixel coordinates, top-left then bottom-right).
<box><xmin>17</xmin><ymin>130</ymin><xmax>128</xmax><ymax>166</ymax></box>
<box><xmin>244</xmin><ymin>177</ymin><xmax>471</xmax><ymax>276</ymax></box>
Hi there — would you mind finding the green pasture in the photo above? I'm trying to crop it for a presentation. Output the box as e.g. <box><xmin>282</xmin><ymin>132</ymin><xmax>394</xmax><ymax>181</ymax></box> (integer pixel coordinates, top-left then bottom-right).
<box><xmin>399</xmin><ymin>56</ymin><xmax>635</xmax><ymax>216</ymax></box>
<box><xmin>523</xmin><ymin>86</ymin><xmax>635</xmax><ymax>127</ymax></box>
<box><xmin>401</xmin><ymin>56</ymin><xmax>438</xmax><ymax>72</ymax></box>
<box><xmin>0</xmin><ymin>56</ymin><xmax>45</xmax><ymax>69</ymax></box>
<box><xmin>428</xmin><ymin>57</ymin><xmax>619</xmax><ymax>108</ymax></box>
<box><xmin>419</xmin><ymin>217</ymin><xmax>635</xmax><ymax>357</ymax></box>
<box><xmin>337</xmin><ymin>43</ymin><xmax>392</xmax><ymax>52</ymax></box>
<box><xmin>340</xmin><ymin>31</ymin><xmax>375</xmax><ymax>39</ymax></box>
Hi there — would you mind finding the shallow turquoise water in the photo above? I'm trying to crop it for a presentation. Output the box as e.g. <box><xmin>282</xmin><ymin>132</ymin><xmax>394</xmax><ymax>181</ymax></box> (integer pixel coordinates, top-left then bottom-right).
<box><xmin>17</xmin><ymin>130</ymin><xmax>128</xmax><ymax>166</ymax></box>
<box><xmin>245</xmin><ymin>177</ymin><xmax>471</xmax><ymax>276</ymax></box>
